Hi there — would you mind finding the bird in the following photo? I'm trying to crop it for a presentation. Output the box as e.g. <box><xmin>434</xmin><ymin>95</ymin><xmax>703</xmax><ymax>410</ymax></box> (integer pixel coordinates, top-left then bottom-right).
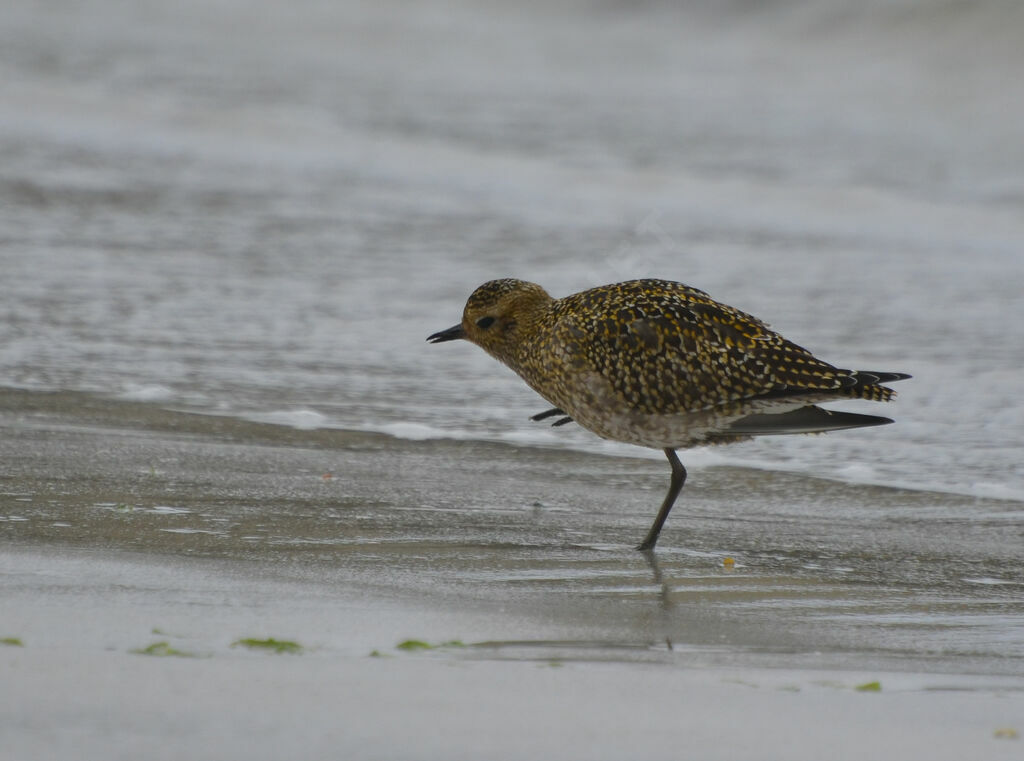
<box><xmin>427</xmin><ymin>278</ymin><xmax>909</xmax><ymax>551</ymax></box>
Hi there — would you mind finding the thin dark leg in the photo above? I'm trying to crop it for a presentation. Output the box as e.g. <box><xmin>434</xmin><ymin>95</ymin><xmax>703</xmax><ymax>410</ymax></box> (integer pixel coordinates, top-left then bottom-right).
<box><xmin>530</xmin><ymin>407</ymin><xmax>574</xmax><ymax>427</ymax></box>
<box><xmin>636</xmin><ymin>449</ymin><xmax>687</xmax><ymax>552</ymax></box>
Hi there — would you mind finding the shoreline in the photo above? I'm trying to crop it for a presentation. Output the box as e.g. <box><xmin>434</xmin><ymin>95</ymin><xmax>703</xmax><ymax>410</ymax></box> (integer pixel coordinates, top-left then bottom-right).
<box><xmin>3</xmin><ymin>386</ymin><xmax>1024</xmax><ymax>757</ymax></box>
<box><xmin>3</xmin><ymin>385</ymin><xmax>1023</xmax><ymax>674</ymax></box>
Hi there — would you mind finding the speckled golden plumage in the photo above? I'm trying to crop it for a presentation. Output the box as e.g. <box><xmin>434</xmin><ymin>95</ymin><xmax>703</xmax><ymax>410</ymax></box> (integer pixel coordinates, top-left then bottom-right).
<box><xmin>429</xmin><ymin>278</ymin><xmax>909</xmax><ymax>550</ymax></box>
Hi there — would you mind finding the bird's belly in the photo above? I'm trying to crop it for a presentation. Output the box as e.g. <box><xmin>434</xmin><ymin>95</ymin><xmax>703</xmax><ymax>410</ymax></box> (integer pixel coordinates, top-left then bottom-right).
<box><xmin>569</xmin><ymin>405</ymin><xmax>742</xmax><ymax>449</ymax></box>
<box><xmin>545</xmin><ymin>368</ymin><xmax>819</xmax><ymax>449</ymax></box>
<box><xmin>522</xmin><ymin>363</ymin><xmax>819</xmax><ymax>450</ymax></box>
<box><xmin>522</xmin><ymin>366</ymin><xmax>729</xmax><ymax>449</ymax></box>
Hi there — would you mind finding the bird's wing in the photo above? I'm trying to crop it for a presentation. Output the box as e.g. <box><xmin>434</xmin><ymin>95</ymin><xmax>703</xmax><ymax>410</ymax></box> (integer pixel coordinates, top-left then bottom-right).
<box><xmin>715</xmin><ymin>405</ymin><xmax>893</xmax><ymax>436</ymax></box>
<box><xmin>552</xmin><ymin>280</ymin><xmax>849</xmax><ymax>415</ymax></box>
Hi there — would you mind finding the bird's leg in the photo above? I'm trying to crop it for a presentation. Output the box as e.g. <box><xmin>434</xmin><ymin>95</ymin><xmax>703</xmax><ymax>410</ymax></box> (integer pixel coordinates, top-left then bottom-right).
<box><xmin>636</xmin><ymin>449</ymin><xmax>687</xmax><ymax>552</ymax></box>
<box><xmin>531</xmin><ymin>408</ymin><xmax>564</xmax><ymax>421</ymax></box>
<box><xmin>531</xmin><ymin>408</ymin><xmax>574</xmax><ymax>426</ymax></box>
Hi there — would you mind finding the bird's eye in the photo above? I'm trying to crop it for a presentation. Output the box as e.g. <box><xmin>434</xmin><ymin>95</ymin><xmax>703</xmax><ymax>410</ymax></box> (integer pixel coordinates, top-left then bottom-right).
<box><xmin>476</xmin><ymin>316</ymin><xmax>496</xmax><ymax>330</ymax></box>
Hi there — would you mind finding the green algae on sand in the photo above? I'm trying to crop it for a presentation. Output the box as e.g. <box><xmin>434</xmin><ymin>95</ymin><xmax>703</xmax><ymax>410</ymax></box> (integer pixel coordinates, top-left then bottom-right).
<box><xmin>232</xmin><ymin>637</ymin><xmax>304</xmax><ymax>654</ymax></box>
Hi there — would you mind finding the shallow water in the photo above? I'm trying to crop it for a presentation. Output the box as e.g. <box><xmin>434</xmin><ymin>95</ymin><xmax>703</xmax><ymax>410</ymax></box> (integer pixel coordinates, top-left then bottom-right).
<box><xmin>2</xmin><ymin>0</ymin><xmax>1024</xmax><ymax>682</ymax></box>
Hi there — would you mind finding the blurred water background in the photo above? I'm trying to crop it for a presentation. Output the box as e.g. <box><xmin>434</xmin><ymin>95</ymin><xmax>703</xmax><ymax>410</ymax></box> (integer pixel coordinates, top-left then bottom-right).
<box><xmin>3</xmin><ymin>0</ymin><xmax>1023</xmax><ymax>500</ymax></box>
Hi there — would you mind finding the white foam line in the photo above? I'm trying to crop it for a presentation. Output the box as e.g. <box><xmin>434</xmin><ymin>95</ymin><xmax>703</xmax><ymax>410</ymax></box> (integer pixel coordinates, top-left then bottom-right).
<box><xmin>237</xmin><ymin>412</ymin><xmax>1024</xmax><ymax>504</ymax></box>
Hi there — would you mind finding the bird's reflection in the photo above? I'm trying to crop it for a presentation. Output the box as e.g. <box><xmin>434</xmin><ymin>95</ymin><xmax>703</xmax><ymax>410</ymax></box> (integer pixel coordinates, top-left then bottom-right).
<box><xmin>641</xmin><ymin>548</ymin><xmax>674</xmax><ymax>651</ymax></box>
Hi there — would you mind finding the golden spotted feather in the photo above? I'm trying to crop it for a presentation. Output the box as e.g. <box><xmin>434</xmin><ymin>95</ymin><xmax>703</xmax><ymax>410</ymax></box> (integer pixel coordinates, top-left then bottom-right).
<box><xmin>535</xmin><ymin>280</ymin><xmax>892</xmax><ymax>412</ymax></box>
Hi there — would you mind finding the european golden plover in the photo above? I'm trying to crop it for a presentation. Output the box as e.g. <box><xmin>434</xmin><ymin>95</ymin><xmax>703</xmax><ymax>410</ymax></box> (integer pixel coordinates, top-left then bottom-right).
<box><xmin>428</xmin><ymin>278</ymin><xmax>909</xmax><ymax>551</ymax></box>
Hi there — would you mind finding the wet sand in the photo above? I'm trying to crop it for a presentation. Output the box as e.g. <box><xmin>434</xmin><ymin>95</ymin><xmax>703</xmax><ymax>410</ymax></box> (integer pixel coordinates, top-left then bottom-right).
<box><xmin>2</xmin><ymin>387</ymin><xmax>1023</xmax><ymax>759</ymax></box>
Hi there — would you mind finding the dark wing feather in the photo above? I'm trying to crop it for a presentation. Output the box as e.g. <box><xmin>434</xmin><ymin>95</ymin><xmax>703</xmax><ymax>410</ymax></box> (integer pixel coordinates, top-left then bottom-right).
<box><xmin>554</xmin><ymin>279</ymin><xmax>859</xmax><ymax>415</ymax></box>
<box><xmin>714</xmin><ymin>405</ymin><xmax>894</xmax><ymax>436</ymax></box>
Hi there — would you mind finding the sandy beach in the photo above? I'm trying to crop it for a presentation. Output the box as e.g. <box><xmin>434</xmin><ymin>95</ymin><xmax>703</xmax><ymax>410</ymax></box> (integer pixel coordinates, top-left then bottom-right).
<box><xmin>4</xmin><ymin>555</ymin><xmax>1021</xmax><ymax>761</ymax></box>
<box><xmin>3</xmin><ymin>388</ymin><xmax>1022</xmax><ymax>759</ymax></box>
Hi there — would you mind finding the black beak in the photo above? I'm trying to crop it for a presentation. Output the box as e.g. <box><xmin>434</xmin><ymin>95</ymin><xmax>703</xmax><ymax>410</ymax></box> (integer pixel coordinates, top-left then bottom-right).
<box><xmin>427</xmin><ymin>324</ymin><xmax>465</xmax><ymax>343</ymax></box>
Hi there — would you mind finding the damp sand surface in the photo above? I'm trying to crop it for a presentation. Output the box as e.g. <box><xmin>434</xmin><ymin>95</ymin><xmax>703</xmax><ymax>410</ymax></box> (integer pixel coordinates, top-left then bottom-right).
<box><xmin>2</xmin><ymin>389</ymin><xmax>1023</xmax><ymax>760</ymax></box>
<box><xmin>4</xmin><ymin>0</ymin><xmax>1024</xmax><ymax>756</ymax></box>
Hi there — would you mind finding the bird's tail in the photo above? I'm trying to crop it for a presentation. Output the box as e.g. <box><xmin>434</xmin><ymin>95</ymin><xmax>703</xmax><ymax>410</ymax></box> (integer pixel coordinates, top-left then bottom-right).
<box><xmin>841</xmin><ymin>370</ymin><xmax>911</xmax><ymax>402</ymax></box>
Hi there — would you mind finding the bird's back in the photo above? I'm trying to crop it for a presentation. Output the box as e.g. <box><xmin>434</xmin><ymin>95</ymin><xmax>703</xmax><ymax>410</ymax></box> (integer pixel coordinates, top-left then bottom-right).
<box><xmin>513</xmin><ymin>279</ymin><xmax>901</xmax><ymax>447</ymax></box>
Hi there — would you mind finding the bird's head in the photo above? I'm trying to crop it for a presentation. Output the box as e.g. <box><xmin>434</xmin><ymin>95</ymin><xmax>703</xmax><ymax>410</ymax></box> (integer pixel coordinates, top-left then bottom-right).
<box><xmin>427</xmin><ymin>278</ymin><xmax>552</xmax><ymax>364</ymax></box>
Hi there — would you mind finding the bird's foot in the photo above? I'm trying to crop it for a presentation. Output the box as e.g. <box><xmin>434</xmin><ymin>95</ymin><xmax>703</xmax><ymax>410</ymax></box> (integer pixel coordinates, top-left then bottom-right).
<box><xmin>531</xmin><ymin>407</ymin><xmax>573</xmax><ymax>426</ymax></box>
